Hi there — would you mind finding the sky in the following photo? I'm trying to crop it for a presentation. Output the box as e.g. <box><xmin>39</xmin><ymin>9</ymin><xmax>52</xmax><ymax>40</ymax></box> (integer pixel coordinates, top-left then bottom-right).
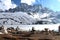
<box><xmin>12</xmin><ymin>0</ymin><xmax>20</xmax><ymax>5</ymax></box>
<box><xmin>40</xmin><ymin>0</ymin><xmax>60</xmax><ymax>11</ymax></box>
<box><xmin>0</xmin><ymin>0</ymin><xmax>60</xmax><ymax>11</ymax></box>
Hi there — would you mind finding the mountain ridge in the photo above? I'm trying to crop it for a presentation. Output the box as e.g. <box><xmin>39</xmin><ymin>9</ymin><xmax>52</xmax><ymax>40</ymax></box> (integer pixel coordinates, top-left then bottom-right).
<box><xmin>0</xmin><ymin>3</ymin><xmax>60</xmax><ymax>25</ymax></box>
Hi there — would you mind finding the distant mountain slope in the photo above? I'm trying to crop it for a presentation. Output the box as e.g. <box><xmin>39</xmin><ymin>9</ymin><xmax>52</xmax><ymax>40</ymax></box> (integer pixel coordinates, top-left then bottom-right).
<box><xmin>0</xmin><ymin>12</ymin><xmax>36</xmax><ymax>25</ymax></box>
<box><xmin>0</xmin><ymin>3</ymin><xmax>60</xmax><ymax>25</ymax></box>
<box><xmin>0</xmin><ymin>11</ymin><xmax>60</xmax><ymax>25</ymax></box>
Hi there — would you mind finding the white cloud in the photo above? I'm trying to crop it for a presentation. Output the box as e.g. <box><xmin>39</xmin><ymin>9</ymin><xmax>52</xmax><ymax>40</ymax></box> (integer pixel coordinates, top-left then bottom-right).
<box><xmin>0</xmin><ymin>0</ymin><xmax>17</xmax><ymax>11</ymax></box>
<box><xmin>21</xmin><ymin>0</ymin><xmax>35</xmax><ymax>5</ymax></box>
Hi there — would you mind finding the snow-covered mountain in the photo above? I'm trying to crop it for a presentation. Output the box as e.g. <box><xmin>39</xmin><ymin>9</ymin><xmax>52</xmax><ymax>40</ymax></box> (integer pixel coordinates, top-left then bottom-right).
<box><xmin>5</xmin><ymin>3</ymin><xmax>42</xmax><ymax>13</ymax></box>
<box><xmin>0</xmin><ymin>11</ymin><xmax>60</xmax><ymax>25</ymax></box>
<box><xmin>0</xmin><ymin>3</ymin><xmax>60</xmax><ymax>25</ymax></box>
<box><xmin>0</xmin><ymin>12</ymin><xmax>36</xmax><ymax>25</ymax></box>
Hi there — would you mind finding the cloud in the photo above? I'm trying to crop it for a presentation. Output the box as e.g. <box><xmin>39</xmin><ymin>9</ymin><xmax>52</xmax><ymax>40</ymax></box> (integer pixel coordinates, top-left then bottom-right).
<box><xmin>0</xmin><ymin>0</ymin><xmax>17</xmax><ymax>11</ymax></box>
<box><xmin>21</xmin><ymin>0</ymin><xmax>35</xmax><ymax>5</ymax></box>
